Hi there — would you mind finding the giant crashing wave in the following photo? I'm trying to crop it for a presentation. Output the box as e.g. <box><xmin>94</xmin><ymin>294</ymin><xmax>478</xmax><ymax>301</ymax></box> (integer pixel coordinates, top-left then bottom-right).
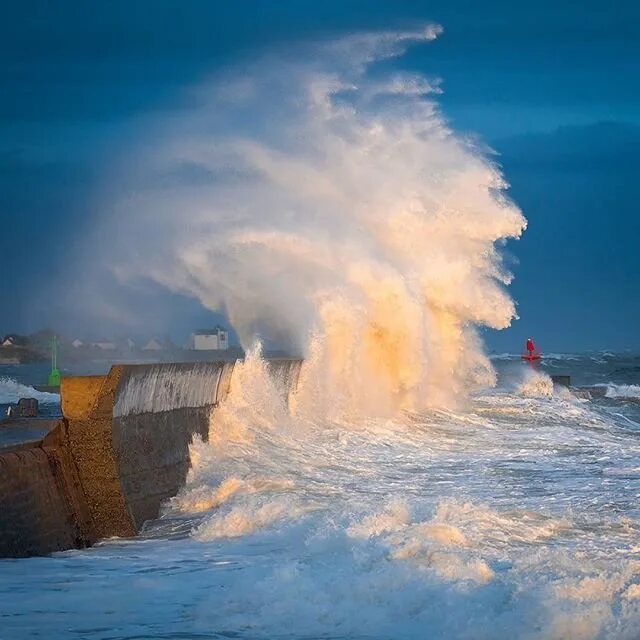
<box><xmin>87</xmin><ymin>24</ymin><xmax>526</xmax><ymax>419</ymax></box>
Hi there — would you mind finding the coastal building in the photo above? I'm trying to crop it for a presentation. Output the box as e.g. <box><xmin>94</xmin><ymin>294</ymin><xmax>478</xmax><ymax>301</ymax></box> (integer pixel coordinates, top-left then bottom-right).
<box><xmin>1</xmin><ymin>334</ymin><xmax>27</xmax><ymax>347</ymax></box>
<box><xmin>92</xmin><ymin>340</ymin><xmax>116</xmax><ymax>350</ymax></box>
<box><xmin>189</xmin><ymin>327</ymin><xmax>229</xmax><ymax>351</ymax></box>
<box><xmin>71</xmin><ymin>339</ymin><xmax>84</xmax><ymax>348</ymax></box>
<box><xmin>142</xmin><ymin>338</ymin><xmax>163</xmax><ymax>351</ymax></box>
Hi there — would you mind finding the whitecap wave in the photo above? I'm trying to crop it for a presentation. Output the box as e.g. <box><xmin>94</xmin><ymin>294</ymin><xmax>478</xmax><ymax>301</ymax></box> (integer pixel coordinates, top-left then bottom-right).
<box><xmin>0</xmin><ymin>377</ymin><xmax>59</xmax><ymax>404</ymax></box>
<box><xmin>517</xmin><ymin>370</ymin><xmax>554</xmax><ymax>398</ymax></box>
<box><xmin>604</xmin><ymin>384</ymin><xmax>640</xmax><ymax>399</ymax></box>
<box><xmin>194</xmin><ymin>497</ymin><xmax>311</xmax><ymax>540</ymax></box>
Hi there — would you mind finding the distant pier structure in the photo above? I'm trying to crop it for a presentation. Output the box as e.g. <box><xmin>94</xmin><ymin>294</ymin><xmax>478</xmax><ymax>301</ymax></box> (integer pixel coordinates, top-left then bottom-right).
<box><xmin>551</xmin><ymin>375</ymin><xmax>571</xmax><ymax>387</ymax></box>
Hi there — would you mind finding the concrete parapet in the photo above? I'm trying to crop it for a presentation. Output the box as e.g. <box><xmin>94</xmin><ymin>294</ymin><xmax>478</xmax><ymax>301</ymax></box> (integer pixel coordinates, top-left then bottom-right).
<box><xmin>109</xmin><ymin>361</ymin><xmax>234</xmax><ymax>529</ymax></box>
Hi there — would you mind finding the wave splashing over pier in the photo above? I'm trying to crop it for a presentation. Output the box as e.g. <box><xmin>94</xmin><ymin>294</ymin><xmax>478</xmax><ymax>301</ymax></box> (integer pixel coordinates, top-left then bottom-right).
<box><xmin>2</xmin><ymin>352</ymin><xmax>640</xmax><ymax>639</ymax></box>
<box><xmin>164</xmin><ymin>348</ymin><xmax>640</xmax><ymax>640</ymax></box>
<box><xmin>104</xmin><ymin>24</ymin><xmax>525</xmax><ymax>415</ymax></box>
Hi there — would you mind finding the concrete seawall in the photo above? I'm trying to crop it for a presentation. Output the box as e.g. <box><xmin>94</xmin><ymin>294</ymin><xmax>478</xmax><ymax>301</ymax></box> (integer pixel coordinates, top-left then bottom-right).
<box><xmin>0</xmin><ymin>422</ymin><xmax>91</xmax><ymax>557</ymax></box>
<box><xmin>0</xmin><ymin>359</ymin><xmax>301</xmax><ymax>557</ymax></box>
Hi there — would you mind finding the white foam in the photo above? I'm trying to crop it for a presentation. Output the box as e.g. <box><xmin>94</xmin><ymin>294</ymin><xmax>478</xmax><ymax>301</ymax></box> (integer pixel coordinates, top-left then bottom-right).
<box><xmin>517</xmin><ymin>370</ymin><xmax>554</xmax><ymax>398</ymax></box>
<box><xmin>0</xmin><ymin>377</ymin><xmax>59</xmax><ymax>404</ymax></box>
<box><xmin>194</xmin><ymin>498</ymin><xmax>297</xmax><ymax>540</ymax></box>
<box><xmin>604</xmin><ymin>384</ymin><xmax>640</xmax><ymax>400</ymax></box>
<box><xmin>172</xmin><ymin>475</ymin><xmax>295</xmax><ymax>514</ymax></box>
<box><xmin>347</xmin><ymin>500</ymin><xmax>410</xmax><ymax>538</ymax></box>
<box><xmin>113</xmin><ymin>362</ymin><xmax>230</xmax><ymax>417</ymax></box>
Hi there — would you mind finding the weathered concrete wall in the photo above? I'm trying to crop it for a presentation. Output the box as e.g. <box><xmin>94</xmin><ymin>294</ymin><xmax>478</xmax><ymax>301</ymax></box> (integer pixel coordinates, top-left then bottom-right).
<box><xmin>112</xmin><ymin>406</ymin><xmax>211</xmax><ymax>528</ymax></box>
<box><xmin>110</xmin><ymin>361</ymin><xmax>235</xmax><ymax>529</ymax></box>
<box><xmin>0</xmin><ymin>358</ymin><xmax>302</xmax><ymax>557</ymax></box>
<box><xmin>0</xmin><ymin>422</ymin><xmax>90</xmax><ymax>557</ymax></box>
<box><xmin>62</xmin><ymin>370</ymin><xmax>136</xmax><ymax>541</ymax></box>
<box><xmin>110</xmin><ymin>360</ymin><xmax>302</xmax><ymax>529</ymax></box>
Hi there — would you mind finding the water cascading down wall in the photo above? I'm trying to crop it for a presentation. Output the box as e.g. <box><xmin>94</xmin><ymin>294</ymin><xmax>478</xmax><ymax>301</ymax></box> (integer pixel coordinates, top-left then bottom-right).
<box><xmin>0</xmin><ymin>359</ymin><xmax>301</xmax><ymax>557</ymax></box>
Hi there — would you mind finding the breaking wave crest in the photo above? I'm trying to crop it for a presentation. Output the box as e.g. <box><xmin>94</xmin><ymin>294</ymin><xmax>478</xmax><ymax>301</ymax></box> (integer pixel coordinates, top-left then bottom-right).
<box><xmin>0</xmin><ymin>377</ymin><xmax>59</xmax><ymax>404</ymax></box>
<box><xmin>517</xmin><ymin>370</ymin><xmax>554</xmax><ymax>398</ymax></box>
<box><xmin>162</xmin><ymin>346</ymin><xmax>640</xmax><ymax>639</ymax></box>
<box><xmin>98</xmin><ymin>25</ymin><xmax>525</xmax><ymax>415</ymax></box>
<box><xmin>605</xmin><ymin>384</ymin><xmax>640</xmax><ymax>400</ymax></box>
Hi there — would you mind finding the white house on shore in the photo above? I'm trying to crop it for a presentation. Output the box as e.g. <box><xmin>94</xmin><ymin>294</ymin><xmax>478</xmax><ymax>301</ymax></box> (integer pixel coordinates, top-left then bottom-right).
<box><xmin>189</xmin><ymin>326</ymin><xmax>229</xmax><ymax>351</ymax></box>
<box><xmin>92</xmin><ymin>340</ymin><xmax>116</xmax><ymax>350</ymax></box>
<box><xmin>142</xmin><ymin>338</ymin><xmax>163</xmax><ymax>351</ymax></box>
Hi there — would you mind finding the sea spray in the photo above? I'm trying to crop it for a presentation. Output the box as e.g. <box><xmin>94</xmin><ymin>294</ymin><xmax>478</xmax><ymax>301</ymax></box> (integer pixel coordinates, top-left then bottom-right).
<box><xmin>5</xmin><ymin>355</ymin><xmax>640</xmax><ymax>638</ymax></box>
<box><xmin>0</xmin><ymin>377</ymin><xmax>59</xmax><ymax>404</ymax></box>
<box><xmin>169</xmin><ymin>352</ymin><xmax>640</xmax><ymax>638</ymax></box>
<box><xmin>96</xmin><ymin>25</ymin><xmax>526</xmax><ymax>415</ymax></box>
<box><xmin>517</xmin><ymin>369</ymin><xmax>554</xmax><ymax>398</ymax></box>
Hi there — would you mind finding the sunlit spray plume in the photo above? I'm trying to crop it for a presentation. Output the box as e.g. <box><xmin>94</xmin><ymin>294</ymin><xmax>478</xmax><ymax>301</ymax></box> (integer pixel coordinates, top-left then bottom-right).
<box><xmin>96</xmin><ymin>25</ymin><xmax>526</xmax><ymax>417</ymax></box>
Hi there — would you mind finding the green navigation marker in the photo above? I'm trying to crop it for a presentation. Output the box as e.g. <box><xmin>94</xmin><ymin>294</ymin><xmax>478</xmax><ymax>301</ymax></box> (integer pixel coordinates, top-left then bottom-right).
<box><xmin>47</xmin><ymin>334</ymin><xmax>61</xmax><ymax>388</ymax></box>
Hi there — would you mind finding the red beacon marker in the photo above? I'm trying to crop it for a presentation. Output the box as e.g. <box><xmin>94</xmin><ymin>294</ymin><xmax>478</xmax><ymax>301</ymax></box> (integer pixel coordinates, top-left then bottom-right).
<box><xmin>522</xmin><ymin>337</ymin><xmax>541</xmax><ymax>362</ymax></box>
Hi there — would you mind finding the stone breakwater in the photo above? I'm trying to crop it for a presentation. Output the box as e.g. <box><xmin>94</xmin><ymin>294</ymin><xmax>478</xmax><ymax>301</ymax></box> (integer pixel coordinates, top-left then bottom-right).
<box><xmin>0</xmin><ymin>360</ymin><xmax>301</xmax><ymax>557</ymax></box>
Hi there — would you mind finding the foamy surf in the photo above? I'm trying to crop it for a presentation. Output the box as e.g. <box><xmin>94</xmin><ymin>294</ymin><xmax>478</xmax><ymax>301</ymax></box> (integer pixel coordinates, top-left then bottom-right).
<box><xmin>517</xmin><ymin>370</ymin><xmax>554</xmax><ymax>397</ymax></box>
<box><xmin>604</xmin><ymin>384</ymin><xmax>640</xmax><ymax>399</ymax></box>
<box><xmin>0</xmin><ymin>377</ymin><xmax>59</xmax><ymax>404</ymax></box>
<box><xmin>1</xmin><ymin>361</ymin><xmax>639</xmax><ymax>640</ymax></box>
<box><xmin>143</xmin><ymin>347</ymin><xmax>640</xmax><ymax>639</ymax></box>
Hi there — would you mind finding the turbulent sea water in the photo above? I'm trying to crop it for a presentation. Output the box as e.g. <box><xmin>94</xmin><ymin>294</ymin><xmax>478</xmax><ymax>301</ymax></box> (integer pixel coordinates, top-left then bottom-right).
<box><xmin>1</xmin><ymin>352</ymin><xmax>640</xmax><ymax>640</ymax></box>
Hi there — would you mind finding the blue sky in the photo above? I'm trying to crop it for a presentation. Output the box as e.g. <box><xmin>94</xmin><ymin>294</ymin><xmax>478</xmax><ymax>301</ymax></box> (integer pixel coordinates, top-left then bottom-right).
<box><xmin>1</xmin><ymin>1</ymin><xmax>639</xmax><ymax>351</ymax></box>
